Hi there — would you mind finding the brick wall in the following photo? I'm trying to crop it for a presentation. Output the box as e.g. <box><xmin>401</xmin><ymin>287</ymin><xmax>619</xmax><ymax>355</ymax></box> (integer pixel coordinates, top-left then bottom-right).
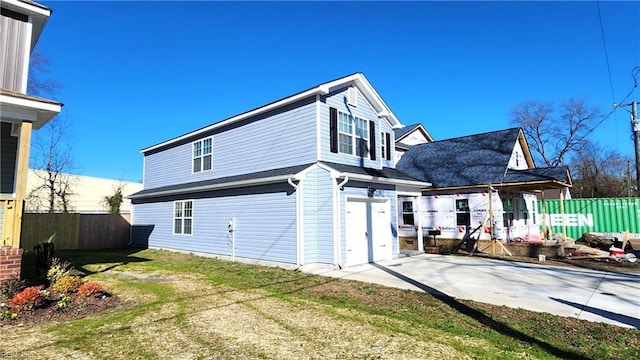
<box><xmin>0</xmin><ymin>247</ymin><xmax>23</xmax><ymax>281</ymax></box>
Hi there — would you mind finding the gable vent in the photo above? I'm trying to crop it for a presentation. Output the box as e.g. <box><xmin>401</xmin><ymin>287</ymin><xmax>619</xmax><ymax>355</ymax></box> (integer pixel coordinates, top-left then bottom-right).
<box><xmin>348</xmin><ymin>86</ymin><xmax>357</xmax><ymax>107</ymax></box>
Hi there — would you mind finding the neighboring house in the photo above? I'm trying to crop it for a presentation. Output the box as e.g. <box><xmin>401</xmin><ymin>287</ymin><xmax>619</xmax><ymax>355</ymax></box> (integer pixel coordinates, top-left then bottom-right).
<box><xmin>26</xmin><ymin>170</ymin><xmax>143</xmax><ymax>214</ymax></box>
<box><xmin>395</xmin><ymin>128</ymin><xmax>572</xmax><ymax>246</ymax></box>
<box><xmin>0</xmin><ymin>0</ymin><xmax>61</xmax><ymax>279</ymax></box>
<box><xmin>393</xmin><ymin>123</ymin><xmax>433</xmax><ymax>164</ymax></box>
<box><xmin>129</xmin><ymin>73</ymin><xmax>429</xmax><ymax>268</ymax></box>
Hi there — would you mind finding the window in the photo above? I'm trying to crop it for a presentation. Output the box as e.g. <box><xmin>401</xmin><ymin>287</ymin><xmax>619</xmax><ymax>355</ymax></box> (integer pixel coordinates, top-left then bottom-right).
<box><xmin>502</xmin><ymin>198</ymin><xmax>514</xmax><ymax>227</ymax></box>
<box><xmin>455</xmin><ymin>199</ymin><xmax>470</xmax><ymax>226</ymax></box>
<box><xmin>380</xmin><ymin>132</ymin><xmax>392</xmax><ymax>160</ymax></box>
<box><xmin>402</xmin><ymin>201</ymin><xmax>415</xmax><ymax>225</ymax></box>
<box><xmin>193</xmin><ymin>137</ymin><xmax>213</xmax><ymax>173</ymax></box>
<box><xmin>337</xmin><ymin>111</ymin><xmax>369</xmax><ymax>157</ymax></box>
<box><xmin>174</xmin><ymin>200</ymin><xmax>193</xmax><ymax>235</ymax></box>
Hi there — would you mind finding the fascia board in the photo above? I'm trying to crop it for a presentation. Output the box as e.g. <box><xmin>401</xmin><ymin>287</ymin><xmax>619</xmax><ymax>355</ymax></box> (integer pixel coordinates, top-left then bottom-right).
<box><xmin>128</xmin><ymin>174</ymin><xmax>295</xmax><ymax>199</ymax></box>
<box><xmin>141</xmin><ymin>88</ymin><xmax>328</xmax><ymax>153</ymax></box>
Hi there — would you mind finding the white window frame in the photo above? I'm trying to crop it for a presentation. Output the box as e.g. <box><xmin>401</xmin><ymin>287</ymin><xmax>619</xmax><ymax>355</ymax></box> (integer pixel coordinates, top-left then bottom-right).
<box><xmin>337</xmin><ymin>110</ymin><xmax>369</xmax><ymax>158</ymax></box>
<box><xmin>192</xmin><ymin>137</ymin><xmax>213</xmax><ymax>173</ymax></box>
<box><xmin>173</xmin><ymin>200</ymin><xmax>193</xmax><ymax>235</ymax></box>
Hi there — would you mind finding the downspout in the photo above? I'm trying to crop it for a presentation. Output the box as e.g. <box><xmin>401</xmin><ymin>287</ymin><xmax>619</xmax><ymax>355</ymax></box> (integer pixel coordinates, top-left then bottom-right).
<box><xmin>288</xmin><ymin>178</ymin><xmax>303</xmax><ymax>268</ymax></box>
<box><xmin>334</xmin><ymin>176</ymin><xmax>349</xmax><ymax>268</ymax></box>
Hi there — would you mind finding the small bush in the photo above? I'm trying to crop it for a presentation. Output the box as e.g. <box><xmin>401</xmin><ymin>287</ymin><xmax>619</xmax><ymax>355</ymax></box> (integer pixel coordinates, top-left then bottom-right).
<box><xmin>52</xmin><ymin>276</ymin><xmax>83</xmax><ymax>294</ymax></box>
<box><xmin>11</xmin><ymin>285</ymin><xmax>45</xmax><ymax>311</ymax></box>
<box><xmin>47</xmin><ymin>258</ymin><xmax>73</xmax><ymax>284</ymax></box>
<box><xmin>0</xmin><ymin>276</ymin><xmax>28</xmax><ymax>301</ymax></box>
<box><xmin>56</xmin><ymin>294</ymin><xmax>72</xmax><ymax>311</ymax></box>
<box><xmin>78</xmin><ymin>281</ymin><xmax>104</xmax><ymax>297</ymax></box>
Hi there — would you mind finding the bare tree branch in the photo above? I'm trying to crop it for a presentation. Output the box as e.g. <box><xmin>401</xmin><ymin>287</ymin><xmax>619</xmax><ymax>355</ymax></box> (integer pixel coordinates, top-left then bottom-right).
<box><xmin>510</xmin><ymin>98</ymin><xmax>602</xmax><ymax>167</ymax></box>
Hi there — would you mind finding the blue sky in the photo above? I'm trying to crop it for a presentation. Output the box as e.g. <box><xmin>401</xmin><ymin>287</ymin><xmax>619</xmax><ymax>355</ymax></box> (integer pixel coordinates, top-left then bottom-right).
<box><xmin>33</xmin><ymin>1</ymin><xmax>639</xmax><ymax>182</ymax></box>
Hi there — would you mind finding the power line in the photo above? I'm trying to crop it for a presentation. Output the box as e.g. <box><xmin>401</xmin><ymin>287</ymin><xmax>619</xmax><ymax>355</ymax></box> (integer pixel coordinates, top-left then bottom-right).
<box><xmin>596</xmin><ymin>0</ymin><xmax>616</xmax><ymax>104</ymax></box>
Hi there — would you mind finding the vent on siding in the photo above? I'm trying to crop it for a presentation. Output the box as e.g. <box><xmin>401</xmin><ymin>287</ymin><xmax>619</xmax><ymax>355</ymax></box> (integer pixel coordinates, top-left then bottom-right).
<box><xmin>348</xmin><ymin>86</ymin><xmax>357</xmax><ymax>107</ymax></box>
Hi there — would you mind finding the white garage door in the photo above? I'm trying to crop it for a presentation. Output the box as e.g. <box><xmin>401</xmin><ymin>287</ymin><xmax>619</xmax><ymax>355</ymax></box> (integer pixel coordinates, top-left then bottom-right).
<box><xmin>345</xmin><ymin>198</ymin><xmax>392</xmax><ymax>266</ymax></box>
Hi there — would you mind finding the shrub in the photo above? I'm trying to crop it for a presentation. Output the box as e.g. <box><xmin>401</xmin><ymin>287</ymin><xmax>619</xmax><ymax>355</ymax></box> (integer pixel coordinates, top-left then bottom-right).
<box><xmin>52</xmin><ymin>276</ymin><xmax>83</xmax><ymax>294</ymax></box>
<box><xmin>78</xmin><ymin>281</ymin><xmax>104</xmax><ymax>297</ymax></box>
<box><xmin>11</xmin><ymin>285</ymin><xmax>45</xmax><ymax>311</ymax></box>
<box><xmin>56</xmin><ymin>294</ymin><xmax>72</xmax><ymax>311</ymax></box>
<box><xmin>47</xmin><ymin>258</ymin><xmax>73</xmax><ymax>284</ymax></box>
<box><xmin>0</xmin><ymin>276</ymin><xmax>28</xmax><ymax>301</ymax></box>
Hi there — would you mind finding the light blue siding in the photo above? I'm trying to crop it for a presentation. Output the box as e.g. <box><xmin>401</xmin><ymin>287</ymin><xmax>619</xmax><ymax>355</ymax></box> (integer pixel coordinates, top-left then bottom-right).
<box><xmin>302</xmin><ymin>167</ymin><xmax>335</xmax><ymax>265</ymax></box>
<box><xmin>303</xmin><ymin>168</ymin><xmax>318</xmax><ymax>263</ymax></box>
<box><xmin>132</xmin><ymin>183</ymin><xmax>298</xmax><ymax>264</ymax></box>
<box><xmin>315</xmin><ymin>170</ymin><xmax>335</xmax><ymax>263</ymax></box>
<box><xmin>144</xmin><ymin>98</ymin><xmax>318</xmax><ymax>189</ymax></box>
<box><xmin>318</xmin><ymin>87</ymin><xmax>390</xmax><ymax>169</ymax></box>
<box><xmin>339</xmin><ymin>182</ymin><xmax>398</xmax><ymax>263</ymax></box>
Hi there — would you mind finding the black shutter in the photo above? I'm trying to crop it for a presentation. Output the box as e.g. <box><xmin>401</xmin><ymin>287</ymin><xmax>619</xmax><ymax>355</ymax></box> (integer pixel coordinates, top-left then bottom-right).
<box><xmin>330</xmin><ymin>107</ymin><xmax>338</xmax><ymax>153</ymax></box>
<box><xmin>385</xmin><ymin>132</ymin><xmax>391</xmax><ymax>160</ymax></box>
<box><xmin>369</xmin><ymin>121</ymin><xmax>376</xmax><ymax>160</ymax></box>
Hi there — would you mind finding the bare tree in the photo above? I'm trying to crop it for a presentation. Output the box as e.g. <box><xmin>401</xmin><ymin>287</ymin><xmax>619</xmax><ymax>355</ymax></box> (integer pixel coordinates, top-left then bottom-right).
<box><xmin>511</xmin><ymin>99</ymin><xmax>601</xmax><ymax>167</ymax></box>
<box><xmin>27</xmin><ymin>115</ymin><xmax>77</xmax><ymax>213</ymax></box>
<box><xmin>569</xmin><ymin>142</ymin><xmax>635</xmax><ymax>198</ymax></box>
<box><xmin>25</xmin><ymin>49</ymin><xmax>76</xmax><ymax>213</ymax></box>
<box><xmin>27</xmin><ymin>47</ymin><xmax>62</xmax><ymax>97</ymax></box>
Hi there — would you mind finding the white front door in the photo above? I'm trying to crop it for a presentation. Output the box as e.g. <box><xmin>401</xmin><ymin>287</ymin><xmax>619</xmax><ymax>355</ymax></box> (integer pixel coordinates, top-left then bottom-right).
<box><xmin>345</xmin><ymin>198</ymin><xmax>392</xmax><ymax>266</ymax></box>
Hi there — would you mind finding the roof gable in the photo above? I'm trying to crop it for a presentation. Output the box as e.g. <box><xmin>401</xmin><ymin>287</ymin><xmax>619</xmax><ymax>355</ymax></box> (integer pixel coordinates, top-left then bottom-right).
<box><xmin>142</xmin><ymin>73</ymin><xmax>401</xmax><ymax>153</ymax></box>
<box><xmin>394</xmin><ymin>123</ymin><xmax>434</xmax><ymax>145</ymax></box>
<box><xmin>396</xmin><ymin>128</ymin><xmax>523</xmax><ymax>188</ymax></box>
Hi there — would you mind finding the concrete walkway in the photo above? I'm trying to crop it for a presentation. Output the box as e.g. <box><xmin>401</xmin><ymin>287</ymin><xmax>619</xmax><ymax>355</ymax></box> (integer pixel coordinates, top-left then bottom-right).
<box><xmin>304</xmin><ymin>254</ymin><xmax>640</xmax><ymax>328</ymax></box>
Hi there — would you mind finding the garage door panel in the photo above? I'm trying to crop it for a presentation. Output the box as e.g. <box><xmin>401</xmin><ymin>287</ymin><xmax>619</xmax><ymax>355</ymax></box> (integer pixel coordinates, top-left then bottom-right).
<box><xmin>346</xmin><ymin>198</ymin><xmax>392</xmax><ymax>266</ymax></box>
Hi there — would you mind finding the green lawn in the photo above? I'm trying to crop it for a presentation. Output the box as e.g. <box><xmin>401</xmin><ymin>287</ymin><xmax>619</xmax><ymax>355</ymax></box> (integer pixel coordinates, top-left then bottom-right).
<box><xmin>3</xmin><ymin>248</ymin><xmax>639</xmax><ymax>359</ymax></box>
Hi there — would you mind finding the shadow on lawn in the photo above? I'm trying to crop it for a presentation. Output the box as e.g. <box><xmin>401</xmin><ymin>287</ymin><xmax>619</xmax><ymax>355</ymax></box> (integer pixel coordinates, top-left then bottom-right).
<box><xmin>551</xmin><ymin>297</ymin><xmax>640</xmax><ymax>329</ymax></box>
<box><xmin>21</xmin><ymin>247</ymin><xmax>151</xmax><ymax>281</ymax></box>
<box><xmin>370</xmin><ymin>263</ymin><xmax>590</xmax><ymax>360</ymax></box>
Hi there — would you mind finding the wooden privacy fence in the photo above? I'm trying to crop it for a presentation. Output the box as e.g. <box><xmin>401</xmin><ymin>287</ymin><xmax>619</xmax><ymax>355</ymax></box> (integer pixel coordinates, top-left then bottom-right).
<box><xmin>21</xmin><ymin>213</ymin><xmax>131</xmax><ymax>250</ymax></box>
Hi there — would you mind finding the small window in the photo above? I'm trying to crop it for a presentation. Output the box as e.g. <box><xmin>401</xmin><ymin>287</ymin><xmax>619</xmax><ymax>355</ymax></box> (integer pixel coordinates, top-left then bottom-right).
<box><xmin>380</xmin><ymin>132</ymin><xmax>386</xmax><ymax>160</ymax></box>
<box><xmin>193</xmin><ymin>137</ymin><xmax>213</xmax><ymax>173</ymax></box>
<box><xmin>402</xmin><ymin>201</ymin><xmax>414</xmax><ymax>225</ymax></box>
<box><xmin>455</xmin><ymin>199</ymin><xmax>470</xmax><ymax>226</ymax></box>
<box><xmin>174</xmin><ymin>200</ymin><xmax>193</xmax><ymax>235</ymax></box>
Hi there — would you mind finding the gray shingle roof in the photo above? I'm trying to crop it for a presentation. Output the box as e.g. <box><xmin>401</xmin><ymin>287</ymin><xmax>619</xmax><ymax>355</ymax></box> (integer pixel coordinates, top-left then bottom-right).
<box><xmin>129</xmin><ymin>163</ymin><xmax>315</xmax><ymax>199</ymax></box>
<box><xmin>397</xmin><ymin>128</ymin><xmax>522</xmax><ymax>188</ymax></box>
<box><xmin>319</xmin><ymin>162</ymin><xmax>425</xmax><ymax>183</ymax></box>
<box><xmin>504</xmin><ymin>167</ymin><xmax>569</xmax><ymax>183</ymax></box>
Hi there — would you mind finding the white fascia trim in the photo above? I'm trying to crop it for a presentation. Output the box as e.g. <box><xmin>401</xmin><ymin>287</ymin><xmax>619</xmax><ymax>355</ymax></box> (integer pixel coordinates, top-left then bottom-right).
<box><xmin>129</xmin><ymin>174</ymin><xmax>294</xmax><ymax>199</ymax></box>
<box><xmin>131</xmin><ymin>164</ymin><xmax>315</xmax><ymax>199</ymax></box>
<box><xmin>339</xmin><ymin>172</ymin><xmax>430</xmax><ymax>187</ymax></box>
<box><xmin>0</xmin><ymin>96</ymin><xmax>61</xmax><ymax>129</ymax></box>
<box><xmin>2</xmin><ymin>0</ymin><xmax>51</xmax><ymax>17</ymax></box>
<box><xmin>142</xmin><ymin>88</ymin><xmax>331</xmax><ymax>153</ymax></box>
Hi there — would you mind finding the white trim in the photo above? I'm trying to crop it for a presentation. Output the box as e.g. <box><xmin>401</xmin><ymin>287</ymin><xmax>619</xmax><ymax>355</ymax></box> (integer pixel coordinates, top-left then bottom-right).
<box><xmin>172</xmin><ymin>200</ymin><xmax>193</xmax><ymax>236</ymax></box>
<box><xmin>337</xmin><ymin>110</ymin><xmax>369</xmax><ymax>159</ymax></box>
<box><xmin>0</xmin><ymin>94</ymin><xmax>61</xmax><ymax>129</ymax></box>
<box><xmin>2</xmin><ymin>0</ymin><xmax>51</xmax><ymax>17</ymax></box>
<box><xmin>336</xmin><ymin>171</ymin><xmax>429</xmax><ymax>187</ymax></box>
<box><xmin>129</xmin><ymin>164</ymin><xmax>314</xmax><ymax>199</ymax></box>
<box><xmin>142</xmin><ymin>73</ymin><xmax>401</xmax><ymax>153</ymax></box>
<box><xmin>142</xmin><ymin>87</ymin><xmax>330</xmax><ymax>153</ymax></box>
<box><xmin>315</xmin><ymin>95</ymin><xmax>322</xmax><ymax>161</ymax></box>
<box><xmin>191</xmin><ymin>136</ymin><xmax>213</xmax><ymax>174</ymax></box>
<box><xmin>19</xmin><ymin>18</ymin><xmax>33</xmax><ymax>93</ymax></box>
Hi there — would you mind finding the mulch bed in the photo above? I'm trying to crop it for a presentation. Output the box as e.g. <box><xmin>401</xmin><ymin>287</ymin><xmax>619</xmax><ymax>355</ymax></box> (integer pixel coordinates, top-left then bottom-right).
<box><xmin>0</xmin><ymin>293</ymin><xmax>127</xmax><ymax>328</ymax></box>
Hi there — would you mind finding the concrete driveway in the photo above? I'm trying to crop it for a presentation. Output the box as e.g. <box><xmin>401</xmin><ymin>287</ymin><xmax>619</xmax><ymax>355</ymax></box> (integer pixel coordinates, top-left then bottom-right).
<box><xmin>305</xmin><ymin>254</ymin><xmax>640</xmax><ymax>328</ymax></box>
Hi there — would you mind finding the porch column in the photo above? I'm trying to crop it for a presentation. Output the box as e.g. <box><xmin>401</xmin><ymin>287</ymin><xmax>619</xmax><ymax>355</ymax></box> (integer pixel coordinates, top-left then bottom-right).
<box><xmin>12</xmin><ymin>121</ymin><xmax>32</xmax><ymax>248</ymax></box>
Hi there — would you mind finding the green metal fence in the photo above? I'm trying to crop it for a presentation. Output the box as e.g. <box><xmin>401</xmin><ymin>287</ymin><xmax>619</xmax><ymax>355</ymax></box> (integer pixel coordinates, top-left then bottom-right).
<box><xmin>538</xmin><ymin>198</ymin><xmax>640</xmax><ymax>239</ymax></box>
